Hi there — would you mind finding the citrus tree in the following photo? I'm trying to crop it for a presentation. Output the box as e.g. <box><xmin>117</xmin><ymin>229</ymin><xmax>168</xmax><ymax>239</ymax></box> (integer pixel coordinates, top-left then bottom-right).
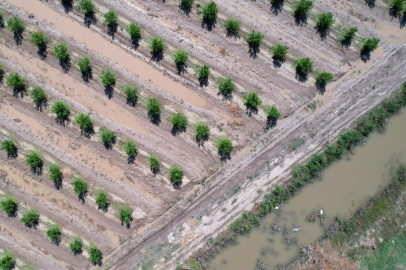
<box><xmin>30</xmin><ymin>86</ymin><xmax>47</xmax><ymax>110</ymax></box>
<box><xmin>1</xmin><ymin>139</ymin><xmax>18</xmax><ymax>158</ymax></box>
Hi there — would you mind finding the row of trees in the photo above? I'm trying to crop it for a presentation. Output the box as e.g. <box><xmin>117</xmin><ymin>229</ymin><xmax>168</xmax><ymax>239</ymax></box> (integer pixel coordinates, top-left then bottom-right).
<box><xmin>0</xmin><ymin>195</ymin><xmax>103</xmax><ymax>265</ymax></box>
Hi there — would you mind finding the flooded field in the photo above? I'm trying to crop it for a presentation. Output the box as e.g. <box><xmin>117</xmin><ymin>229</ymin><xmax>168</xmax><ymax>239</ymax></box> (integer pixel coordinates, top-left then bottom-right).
<box><xmin>210</xmin><ymin>108</ymin><xmax>406</xmax><ymax>270</ymax></box>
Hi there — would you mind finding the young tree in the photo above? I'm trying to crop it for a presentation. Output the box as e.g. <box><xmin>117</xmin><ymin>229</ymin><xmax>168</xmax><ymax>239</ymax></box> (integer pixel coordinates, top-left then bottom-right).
<box><xmin>169</xmin><ymin>165</ymin><xmax>183</xmax><ymax>187</ymax></box>
<box><xmin>21</xmin><ymin>210</ymin><xmax>39</xmax><ymax>228</ymax></box>
<box><xmin>46</xmin><ymin>225</ymin><xmax>61</xmax><ymax>244</ymax></box>
<box><xmin>216</xmin><ymin>137</ymin><xmax>233</xmax><ymax>159</ymax></box>
<box><xmin>1</xmin><ymin>139</ymin><xmax>18</xmax><ymax>158</ymax></box>
<box><xmin>100</xmin><ymin>127</ymin><xmax>116</xmax><ymax>149</ymax></box>
<box><xmin>172</xmin><ymin>50</ymin><xmax>188</xmax><ymax>73</ymax></box>
<box><xmin>243</xmin><ymin>92</ymin><xmax>262</xmax><ymax>112</ymax></box>
<box><xmin>49</xmin><ymin>164</ymin><xmax>63</xmax><ymax>189</ymax></box>
<box><xmin>196</xmin><ymin>64</ymin><xmax>210</xmax><ymax>86</ymax></box>
<box><xmin>78</xmin><ymin>0</ymin><xmax>95</xmax><ymax>26</ymax></box>
<box><xmin>202</xmin><ymin>2</ymin><xmax>218</xmax><ymax>29</ymax></box>
<box><xmin>123</xmin><ymin>139</ymin><xmax>137</xmax><ymax>163</ymax></box>
<box><xmin>315</xmin><ymin>12</ymin><xmax>335</xmax><ymax>36</ymax></box>
<box><xmin>7</xmin><ymin>17</ymin><xmax>24</xmax><ymax>44</ymax></box>
<box><xmin>124</xmin><ymin>86</ymin><xmax>138</xmax><ymax>106</ymax></box>
<box><xmin>101</xmin><ymin>70</ymin><xmax>115</xmax><ymax>98</ymax></box>
<box><xmin>315</xmin><ymin>71</ymin><xmax>333</xmax><ymax>89</ymax></box>
<box><xmin>54</xmin><ymin>43</ymin><xmax>70</xmax><ymax>71</ymax></box>
<box><xmin>271</xmin><ymin>44</ymin><xmax>288</xmax><ymax>63</ymax></box>
<box><xmin>0</xmin><ymin>9</ymin><xmax>4</xmax><ymax>28</ymax></box>
<box><xmin>25</xmin><ymin>151</ymin><xmax>43</xmax><ymax>175</ymax></box>
<box><xmin>127</xmin><ymin>22</ymin><xmax>141</xmax><ymax>47</ymax></box>
<box><xmin>180</xmin><ymin>0</ymin><xmax>194</xmax><ymax>12</ymax></box>
<box><xmin>247</xmin><ymin>31</ymin><xmax>264</xmax><ymax>55</ymax></box>
<box><xmin>295</xmin><ymin>57</ymin><xmax>313</xmax><ymax>76</ymax></box>
<box><xmin>30</xmin><ymin>31</ymin><xmax>48</xmax><ymax>57</ymax></box>
<box><xmin>88</xmin><ymin>244</ymin><xmax>102</xmax><ymax>265</ymax></box>
<box><xmin>194</xmin><ymin>122</ymin><xmax>210</xmax><ymax>143</ymax></box>
<box><xmin>0</xmin><ymin>252</ymin><xmax>14</xmax><ymax>270</ymax></box>
<box><xmin>360</xmin><ymin>38</ymin><xmax>380</xmax><ymax>54</ymax></box>
<box><xmin>292</xmin><ymin>0</ymin><xmax>313</xmax><ymax>23</ymax></box>
<box><xmin>390</xmin><ymin>0</ymin><xmax>406</xmax><ymax>17</ymax></box>
<box><xmin>104</xmin><ymin>10</ymin><xmax>118</xmax><ymax>36</ymax></box>
<box><xmin>225</xmin><ymin>19</ymin><xmax>241</xmax><ymax>37</ymax></box>
<box><xmin>149</xmin><ymin>38</ymin><xmax>164</xmax><ymax>60</ymax></box>
<box><xmin>0</xmin><ymin>63</ymin><xmax>4</xmax><ymax>83</ymax></box>
<box><xmin>148</xmin><ymin>154</ymin><xmax>160</xmax><ymax>174</ymax></box>
<box><xmin>171</xmin><ymin>112</ymin><xmax>188</xmax><ymax>133</ymax></box>
<box><xmin>72</xmin><ymin>177</ymin><xmax>87</xmax><ymax>200</ymax></box>
<box><xmin>218</xmin><ymin>78</ymin><xmax>235</xmax><ymax>97</ymax></box>
<box><xmin>339</xmin><ymin>27</ymin><xmax>358</xmax><ymax>46</ymax></box>
<box><xmin>69</xmin><ymin>237</ymin><xmax>83</xmax><ymax>255</ymax></box>
<box><xmin>95</xmin><ymin>190</ymin><xmax>108</xmax><ymax>211</ymax></box>
<box><xmin>6</xmin><ymin>72</ymin><xmax>26</xmax><ymax>97</ymax></box>
<box><xmin>52</xmin><ymin>101</ymin><xmax>70</xmax><ymax>124</ymax></box>
<box><xmin>76</xmin><ymin>113</ymin><xmax>94</xmax><ymax>136</ymax></box>
<box><xmin>119</xmin><ymin>205</ymin><xmax>132</xmax><ymax>226</ymax></box>
<box><xmin>264</xmin><ymin>105</ymin><xmax>280</xmax><ymax>128</ymax></box>
<box><xmin>0</xmin><ymin>196</ymin><xmax>17</xmax><ymax>217</ymax></box>
<box><xmin>147</xmin><ymin>97</ymin><xmax>161</xmax><ymax>123</ymax></box>
<box><xmin>30</xmin><ymin>86</ymin><xmax>47</xmax><ymax>110</ymax></box>
<box><xmin>77</xmin><ymin>57</ymin><xmax>92</xmax><ymax>82</ymax></box>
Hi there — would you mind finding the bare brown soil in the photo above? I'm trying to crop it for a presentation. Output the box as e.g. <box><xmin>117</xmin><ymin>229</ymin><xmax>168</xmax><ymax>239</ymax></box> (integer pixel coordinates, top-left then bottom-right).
<box><xmin>0</xmin><ymin>0</ymin><xmax>404</xmax><ymax>269</ymax></box>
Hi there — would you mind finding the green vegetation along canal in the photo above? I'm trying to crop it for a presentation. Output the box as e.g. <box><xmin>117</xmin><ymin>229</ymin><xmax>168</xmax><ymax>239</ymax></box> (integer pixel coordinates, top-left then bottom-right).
<box><xmin>210</xmin><ymin>107</ymin><xmax>406</xmax><ymax>270</ymax></box>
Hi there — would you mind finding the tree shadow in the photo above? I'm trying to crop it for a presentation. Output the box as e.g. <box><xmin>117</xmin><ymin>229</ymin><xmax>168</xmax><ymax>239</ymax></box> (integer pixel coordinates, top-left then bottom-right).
<box><xmin>81</xmin><ymin>67</ymin><xmax>93</xmax><ymax>83</ymax></box>
<box><xmin>218</xmin><ymin>151</ymin><xmax>231</xmax><ymax>162</ymax></box>
<box><xmin>7</xmin><ymin>149</ymin><xmax>18</xmax><ymax>159</ymax></box>
<box><xmin>272</xmin><ymin>58</ymin><xmax>283</xmax><ymax>68</ymax></box>
<box><xmin>0</xmin><ymin>69</ymin><xmax>4</xmax><ymax>84</ymax></box>
<box><xmin>179</xmin><ymin>3</ymin><xmax>192</xmax><ymax>16</ymax></box>
<box><xmin>13</xmin><ymin>30</ymin><xmax>24</xmax><ymax>45</ymax></box>
<box><xmin>218</xmin><ymin>91</ymin><xmax>233</xmax><ymax>102</ymax></box>
<box><xmin>271</xmin><ymin>2</ymin><xmax>284</xmax><ymax>15</ymax></box>
<box><xmin>35</xmin><ymin>99</ymin><xmax>48</xmax><ymax>112</ymax></box>
<box><xmin>245</xmin><ymin>106</ymin><xmax>259</xmax><ymax>116</ymax></box>
<box><xmin>122</xmin><ymin>217</ymin><xmax>133</xmax><ymax>229</ymax></box>
<box><xmin>12</xmin><ymin>85</ymin><xmax>26</xmax><ymax>98</ymax></box>
<box><xmin>80</xmin><ymin>127</ymin><xmax>94</xmax><ymax>139</ymax></box>
<box><xmin>130</xmin><ymin>36</ymin><xmax>140</xmax><ymax>49</ymax></box>
<box><xmin>150</xmin><ymin>165</ymin><xmax>160</xmax><ymax>176</ymax></box>
<box><xmin>316</xmin><ymin>82</ymin><xmax>327</xmax><ymax>94</ymax></box>
<box><xmin>365</xmin><ymin>0</ymin><xmax>375</xmax><ymax>8</ymax></box>
<box><xmin>98</xmin><ymin>203</ymin><xmax>109</xmax><ymax>213</ymax></box>
<box><xmin>360</xmin><ymin>50</ymin><xmax>371</xmax><ymax>62</ymax></box>
<box><xmin>148</xmin><ymin>113</ymin><xmax>161</xmax><ymax>125</ymax></box>
<box><xmin>266</xmin><ymin>118</ymin><xmax>278</xmax><ymax>130</ymax></box>
<box><xmin>295</xmin><ymin>15</ymin><xmax>308</xmax><ymax>26</ymax></box>
<box><xmin>37</xmin><ymin>44</ymin><xmax>48</xmax><ymax>60</ymax></box>
<box><xmin>55</xmin><ymin>117</ymin><xmax>69</xmax><ymax>126</ymax></box>
<box><xmin>25</xmin><ymin>219</ymin><xmax>39</xmax><ymax>229</ymax></box>
<box><xmin>248</xmin><ymin>46</ymin><xmax>260</xmax><ymax>58</ymax></box>
<box><xmin>202</xmin><ymin>18</ymin><xmax>217</xmax><ymax>31</ymax></box>
<box><xmin>126</xmin><ymin>96</ymin><xmax>138</xmax><ymax>107</ymax></box>
<box><xmin>295</xmin><ymin>72</ymin><xmax>308</xmax><ymax>82</ymax></box>
<box><xmin>78</xmin><ymin>192</ymin><xmax>87</xmax><ymax>203</ymax></box>
<box><xmin>172</xmin><ymin>181</ymin><xmax>182</xmax><ymax>190</ymax></box>
<box><xmin>31</xmin><ymin>163</ymin><xmax>43</xmax><ymax>176</ymax></box>
<box><xmin>401</xmin><ymin>15</ymin><xmax>406</xmax><ymax>28</ymax></box>
<box><xmin>104</xmin><ymin>85</ymin><xmax>114</xmax><ymax>99</ymax></box>
<box><xmin>151</xmin><ymin>51</ymin><xmax>164</xmax><ymax>62</ymax></box>
<box><xmin>199</xmin><ymin>77</ymin><xmax>209</xmax><ymax>87</ymax></box>
<box><xmin>62</xmin><ymin>0</ymin><xmax>74</xmax><ymax>13</ymax></box>
<box><xmin>171</xmin><ymin>125</ymin><xmax>186</xmax><ymax>136</ymax></box>
<box><xmin>107</xmin><ymin>23</ymin><xmax>118</xmax><ymax>39</ymax></box>
<box><xmin>340</xmin><ymin>39</ymin><xmax>352</xmax><ymax>48</ymax></box>
<box><xmin>127</xmin><ymin>152</ymin><xmax>137</xmax><ymax>164</ymax></box>
<box><xmin>6</xmin><ymin>208</ymin><xmax>18</xmax><ymax>218</ymax></box>
<box><xmin>196</xmin><ymin>136</ymin><xmax>208</xmax><ymax>147</ymax></box>
<box><xmin>54</xmin><ymin>178</ymin><xmax>63</xmax><ymax>190</ymax></box>
<box><xmin>51</xmin><ymin>237</ymin><xmax>61</xmax><ymax>246</ymax></box>
<box><xmin>316</xmin><ymin>27</ymin><xmax>330</xmax><ymax>40</ymax></box>
<box><xmin>84</xmin><ymin>12</ymin><xmax>96</xmax><ymax>27</ymax></box>
<box><xmin>59</xmin><ymin>55</ymin><xmax>71</xmax><ymax>73</ymax></box>
<box><xmin>103</xmin><ymin>138</ymin><xmax>115</xmax><ymax>150</ymax></box>
<box><xmin>176</xmin><ymin>63</ymin><xmax>187</xmax><ymax>75</ymax></box>
<box><xmin>0</xmin><ymin>18</ymin><xmax>4</xmax><ymax>28</ymax></box>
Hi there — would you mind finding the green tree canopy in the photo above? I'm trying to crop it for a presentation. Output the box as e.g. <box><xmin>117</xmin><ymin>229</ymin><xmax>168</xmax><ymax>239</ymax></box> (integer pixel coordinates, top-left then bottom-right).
<box><xmin>265</xmin><ymin>105</ymin><xmax>280</xmax><ymax>128</ymax></box>
<box><xmin>7</xmin><ymin>17</ymin><xmax>24</xmax><ymax>44</ymax></box>
<box><xmin>88</xmin><ymin>245</ymin><xmax>102</xmax><ymax>265</ymax></box>
<box><xmin>171</xmin><ymin>112</ymin><xmax>188</xmax><ymax>133</ymax></box>
<box><xmin>21</xmin><ymin>210</ymin><xmax>39</xmax><ymax>228</ymax></box>
<box><xmin>172</xmin><ymin>50</ymin><xmax>188</xmax><ymax>73</ymax></box>
<box><xmin>218</xmin><ymin>78</ymin><xmax>235</xmax><ymax>97</ymax></box>
<box><xmin>339</xmin><ymin>27</ymin><xmax>358</xmax><ymax>46</ymax></box>
<box><xmin>315</xmin><ymin>12</ymin><xmax>335</xmax><ymax>36</ymax></box>
<box><xmin>30</xmin><ymin>86</ymin><xmax>47</xmax><ymax>110</ymax></box>
<box><xmin>202</xmin><ymin>2</ymin><xmax>218</xmax><ymax>28</ymax></box>
<box><xmin>75</xmin><ymin>113</ymin><xmax>94</xmax><ymax>136</ymax></box>
<box><xmin>247</xmin><ymin>30</ymin><xmax>264</xmax><ymax>51</ymax></box>
<box><xmin>180</xmin><ymin>0</ymin><xmax>194</xmax><ymax>11</ymax></box>
<box><xmin>6</xmin><ymin>72</ymin><xmax>26</xmax><ymax>97</ymax></box>
<box><xmin>123</xmin><ymin>140</ymin><xmax>137</xmax><ymax>163</ymax></box>
<box><xmin>72</xmin><ymin>177</ymin><xmax>87</xmax><ymax>200</ymax></box>
<box><xmin>100</xmin><ymin>127</ymin><xmax>116</xmax><ymax>149</ymax></box>
<box><xmin>147</xmin><ymin>97</ymin><xmax>161</xmax><ymax>123</ymax></box>
<box><xmin>243</xmin><ymin>92</ymin><xmax>262</xmax><ymax>112</ymax></box>
<box><xmin>124</xmin><ymin>86</ymin><xmax>138</xmax><ymax>106</ymax></box>
<box><xmin>0</xmin><ymin>252</ymin><xmax>14</xmax><ymax>270</ymax></box>
<box><xmin>119</xmin><ymin>205</ymin><xmax>133</xmax><ymax>226</ymax></box>
<box><xmin>216</xmin><ymin>137</ymin><xmax>233</xmax><ymax>159</ymax></box>
<box><xmin>150</xmin><ymin>38</ymin><xmax>164</xmax><ymax>59</ymax></box>
<box><xmin>104</xmin><ymin>10</ymin><xmax>118</xmax><ymax>36</ymax></box>
<box><xmin>52</xmin><ymin>101</ymin><xmax>70</xmax><ymax>124</ymax></box>
<box><xmin>295</xmin><ymin>57</ymin><xmax>313</xmax><ymax>76</ymax></box>
<box><xmin>30</xmin><ymin>31</ymin><xmax>48</xmax><ymax>56</ymax></box>
<box><xmin>169</xmin><ymin>165</ymin><xmax>184</xmax><ymax>187</ymax></box>
<box><xmin>49</xmin><ymin>164</ymin><xmax>63</xmax><ymax>189</ymax></box>
<box><xmin>127</xmin><ymin>23</ymin><xmax>141</xmax><ymax>46</ymax></box>
<box><xmin>149</xmin><ymin>154</ymin><xmax>160</xmax><ymax>174</ymax></box>
<box><xmin>1</xmin><ymin>139</ymin><xmax>18</xmax><ymax>158</ymax></box>
<box><xmin>225</xmin><ymin>19</ymin><xmax>241</xmax><ymax>37</ymax></box>
<box><xmin>271</xmin><ymin>44</ymin><xmax>288</xmax><ymax>62</ymax></box>
<box><xmin>292</xmin><ymin>0</ymin><xmax>313</xmax><ymax>22</ymax></box>
<box><xmin>46</xmin><ymin>225</ymin><xmax>61</xmax><ymax>244</ymax></box>
<box><xmin>315</xmin><ymin>71</ymin><xmax>333</xmax><ymax>86</ymax></box>
<box><xmin>77</xmin><ymin>56</ymin><xmax>92</xmax><ymax>82</ymax></box>
<box><xmin>0</xmin><ymin>196</ymin><xmax>17</xmax><ymax>217</ymax></box>
<box><xmin>54</xmin><ymin>44</ymin><xmax>70</xmax><ymax>71</ymax></box>
<box><xmin>25</xmin><ymin>151</ymin><xmax>43</xmax><ymax>175</ymax></box>
<box><xmin>194</xmin><ymin>122</ymin><xmax>210</xmax><ymax>143</ymax></box>
<box><xmin>69</xmin><ymin>237</ymin><xmax>83</xmax><ymax>255</ymax></box>
<box><xmin>196</xmin><ymin>64</ymin><xmax>210</xmax><ymax>86</ymax></box>
<box><xmin>95</xmin><ymin>190</ymin><xmax>108</xmax><ymax>211</ymax></box>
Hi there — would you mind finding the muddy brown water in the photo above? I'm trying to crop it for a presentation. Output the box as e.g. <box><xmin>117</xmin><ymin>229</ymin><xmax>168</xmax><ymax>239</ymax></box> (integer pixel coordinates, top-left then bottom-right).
<box><xmin>210</xmin><ymin>108</ymin><xmax>406</xmax><ymax>270</ymax></box>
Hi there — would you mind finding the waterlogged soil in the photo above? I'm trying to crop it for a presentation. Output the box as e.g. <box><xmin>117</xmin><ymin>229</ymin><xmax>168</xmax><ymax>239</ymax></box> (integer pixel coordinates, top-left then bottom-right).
<box><xmin>210</xmin><ymin>107</ymin><xmax>406</xmax><ymax>269</ymax></box>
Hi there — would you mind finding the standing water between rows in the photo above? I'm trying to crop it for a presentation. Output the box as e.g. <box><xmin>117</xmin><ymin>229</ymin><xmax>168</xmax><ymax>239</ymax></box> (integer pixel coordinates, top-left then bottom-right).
<box><xmin>210</xmin><ymin>107</ymin><xmax>406</xmax><ymax>270</ymax></box>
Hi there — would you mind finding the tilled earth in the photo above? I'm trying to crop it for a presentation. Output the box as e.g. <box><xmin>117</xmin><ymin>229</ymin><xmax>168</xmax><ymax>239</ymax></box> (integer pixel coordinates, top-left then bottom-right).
<box><xmin>0</xmin><ymin>0</ymin><xmax>405</xmax><ymax>269</ymax></box>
